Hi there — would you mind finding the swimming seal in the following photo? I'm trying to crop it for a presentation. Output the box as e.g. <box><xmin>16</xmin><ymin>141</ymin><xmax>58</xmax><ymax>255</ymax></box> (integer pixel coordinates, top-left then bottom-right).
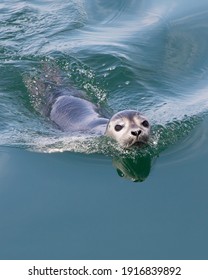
<box><xmin>49</xmin><ymin>91</ymin><xmax>150</xmax><ymax>148</ymax></box>
<box><xmin>25</xmin><ymin>64</ymin><xmax>150</xmax><ymax>148</ymax></box>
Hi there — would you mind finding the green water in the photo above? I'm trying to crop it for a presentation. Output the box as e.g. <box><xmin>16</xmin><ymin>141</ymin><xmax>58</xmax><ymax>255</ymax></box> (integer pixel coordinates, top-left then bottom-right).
<box><xmin>0</xmin><ymin>0</ymin><xmax>208</xmax><ymax>259</ymax></box>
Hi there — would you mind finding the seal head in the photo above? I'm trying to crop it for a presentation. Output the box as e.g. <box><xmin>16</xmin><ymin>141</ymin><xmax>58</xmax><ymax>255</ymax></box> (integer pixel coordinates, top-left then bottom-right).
<box><xmin>105</xmin><ymin>110</ymin><xmax>150</xmax><ymax>148</ymax></box>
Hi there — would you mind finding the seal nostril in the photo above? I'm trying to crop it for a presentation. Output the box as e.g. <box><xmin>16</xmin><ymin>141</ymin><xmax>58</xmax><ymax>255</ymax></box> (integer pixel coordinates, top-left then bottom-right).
<box><xmin>131</xmin><ymin>130</ymin><xmax>141</xmax><ymax>136</ymax></box>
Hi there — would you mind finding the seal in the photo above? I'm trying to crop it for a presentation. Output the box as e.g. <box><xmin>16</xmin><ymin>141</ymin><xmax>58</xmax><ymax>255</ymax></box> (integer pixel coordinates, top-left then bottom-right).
<box><xmin>50</xmin><ymin>93</ymin><xmax>150</xmax><ymax>148</ymax></box>
<box><xmin>25</xmin><ymin>63</ymin><xmax>150</xmax><ymax>148</ymax></box>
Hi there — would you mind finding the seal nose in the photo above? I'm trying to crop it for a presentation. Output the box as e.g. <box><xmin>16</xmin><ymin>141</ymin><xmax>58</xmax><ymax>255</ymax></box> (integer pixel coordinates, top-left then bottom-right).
<box><xmin>131</xmin><ymin>130</ymin><xmax>141</xmax><ymax>137</ymax></box>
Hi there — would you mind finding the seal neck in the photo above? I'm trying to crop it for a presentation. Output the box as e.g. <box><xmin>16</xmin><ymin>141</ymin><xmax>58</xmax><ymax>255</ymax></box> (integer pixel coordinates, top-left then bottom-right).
<box><xmin>89</xmin><ymin>118</ymin><xmax>108</xmax><ymax>135</ymax></box>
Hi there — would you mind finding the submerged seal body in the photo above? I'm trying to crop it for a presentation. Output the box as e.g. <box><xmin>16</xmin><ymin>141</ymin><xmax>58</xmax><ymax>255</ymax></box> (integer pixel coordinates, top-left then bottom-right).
<box><xmin>50</xmin><ymin>91</ymin><xmax>150</xmax><ymax>148</ymax></box>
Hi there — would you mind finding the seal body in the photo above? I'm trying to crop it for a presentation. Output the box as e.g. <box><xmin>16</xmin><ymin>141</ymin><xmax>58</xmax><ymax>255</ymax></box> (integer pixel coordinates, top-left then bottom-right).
<box><xmin>50</xmin><ymin>95</ymin><xmax>108</xmax><ymax>135</ymax></box>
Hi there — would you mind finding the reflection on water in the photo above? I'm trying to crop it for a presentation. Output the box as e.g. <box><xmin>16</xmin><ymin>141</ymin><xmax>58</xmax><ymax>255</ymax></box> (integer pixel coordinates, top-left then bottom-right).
<box><xmin>113</xmin><ymin>154</ymin><xmax>152</xmax><ymax>182</ymax></box>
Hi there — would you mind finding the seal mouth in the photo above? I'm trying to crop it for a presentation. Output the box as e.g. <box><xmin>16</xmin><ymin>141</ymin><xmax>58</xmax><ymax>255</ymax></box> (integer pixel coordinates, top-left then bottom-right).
<box><xmin>125</xmin><ymin>138</ymin><xmax>135</xmax><ymax>148</ymax></box>
<box><xmin>132</xmin><ymin>141</ymin><xmax>148</xmax><ymax>148</ymax></box>
<box><xmin>124</xmin><ymin>135</ymin><xmax>149</xmax><ymax>148</ymax></box>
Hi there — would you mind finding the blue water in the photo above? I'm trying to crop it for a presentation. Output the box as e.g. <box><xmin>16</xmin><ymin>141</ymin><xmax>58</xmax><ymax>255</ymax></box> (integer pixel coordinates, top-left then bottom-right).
<box><xmin>0</xmin><ymin>0</ymin><xmax>208</xmax><ymax>259</ymax></box>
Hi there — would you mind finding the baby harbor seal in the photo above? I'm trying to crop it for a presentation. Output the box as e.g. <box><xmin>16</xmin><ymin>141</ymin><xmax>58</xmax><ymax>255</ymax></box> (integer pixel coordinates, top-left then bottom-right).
<box><xmin>25</xmin><ymin>63</ymin><xmax>150</xmax><ymax>148</ymax></box>
<box><xmin>50</xmin><ymin>93</ymin><xmax>150</xmax><ymax>148</ymax></box>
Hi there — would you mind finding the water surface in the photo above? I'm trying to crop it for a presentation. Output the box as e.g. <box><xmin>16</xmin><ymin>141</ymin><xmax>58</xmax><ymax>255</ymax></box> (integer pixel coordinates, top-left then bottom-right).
<box><xmin>0</xmin><ymin>0</ymin><xmax>208</xmax><ymax>259</ymax></box>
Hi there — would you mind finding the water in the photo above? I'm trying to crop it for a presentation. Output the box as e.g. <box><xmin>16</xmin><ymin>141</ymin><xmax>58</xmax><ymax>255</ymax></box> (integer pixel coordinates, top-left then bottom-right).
<box><xmin>0</xmin><ymin>0</ymin><xmax>208</xmax><ymax>259</ymax></box>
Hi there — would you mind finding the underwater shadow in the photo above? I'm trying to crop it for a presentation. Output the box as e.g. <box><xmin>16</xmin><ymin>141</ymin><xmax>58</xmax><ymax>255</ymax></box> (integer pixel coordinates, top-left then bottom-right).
<box><xmin>112</xmin><ymin>154</ymin><xmax>152</xmax><ymax>182</ymax></box>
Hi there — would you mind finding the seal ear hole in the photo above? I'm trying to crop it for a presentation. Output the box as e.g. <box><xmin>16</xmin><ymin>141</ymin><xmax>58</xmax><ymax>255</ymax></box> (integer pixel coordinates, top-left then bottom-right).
<box><xmin>141</xmin><ymin>120</ymin><xmax>149</xmax><ymax>128</ymax></box>
<box><xmin>115</xmin><ymin>124</ymin><xmax>123</xmax><ymax>132</ymax></box>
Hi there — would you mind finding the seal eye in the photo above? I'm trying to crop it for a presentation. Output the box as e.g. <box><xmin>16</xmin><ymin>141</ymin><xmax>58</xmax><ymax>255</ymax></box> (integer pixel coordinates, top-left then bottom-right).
<box><xmin>142</xmin><ymin>120</ymin><xmax>149</xmax><ymax>128</ymax></box>
<box><xmin>115</xmin><ymin>124</ymin><xmax>123</xmax><ymax>131</ymax></box>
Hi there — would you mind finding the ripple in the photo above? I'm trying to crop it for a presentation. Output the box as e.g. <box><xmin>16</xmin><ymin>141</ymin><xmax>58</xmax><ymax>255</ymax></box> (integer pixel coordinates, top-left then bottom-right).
<box><xmin>159</xmin><ymin>117</ymin><xmax>208</xmax><ymax>165</ymax></box>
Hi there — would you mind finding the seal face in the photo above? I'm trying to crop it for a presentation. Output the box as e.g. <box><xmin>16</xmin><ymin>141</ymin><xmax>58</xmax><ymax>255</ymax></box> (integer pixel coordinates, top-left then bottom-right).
<box><xmin>105</xmin><ymin>110</ymin><xmax>150</xmax><ymax>148</ymax></box>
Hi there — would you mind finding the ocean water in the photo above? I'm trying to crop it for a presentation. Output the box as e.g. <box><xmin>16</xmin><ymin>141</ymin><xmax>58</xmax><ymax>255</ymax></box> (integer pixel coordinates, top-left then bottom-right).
<box><xmin>0</xmin><ymin>0</ymin><xmax>208</xmax><ymax>259</ymax></box>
